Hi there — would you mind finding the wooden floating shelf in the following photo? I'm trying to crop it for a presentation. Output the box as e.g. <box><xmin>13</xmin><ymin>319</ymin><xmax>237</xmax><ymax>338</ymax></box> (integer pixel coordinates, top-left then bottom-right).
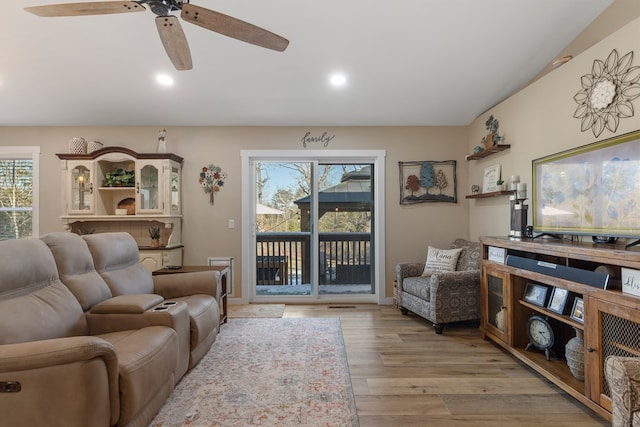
<box><xmin>466</xmin><ymin>144</ymin><xmax>511</xmax><ymax>160</ymax></box>
<box><xmin>466</xmin><ymin>190</ymin><xmax>514</xmax><ymax>199</ymax></box>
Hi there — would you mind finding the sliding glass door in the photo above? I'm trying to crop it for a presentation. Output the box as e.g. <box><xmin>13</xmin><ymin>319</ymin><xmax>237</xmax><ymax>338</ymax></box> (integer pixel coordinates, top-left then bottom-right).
<box><xmin>242</xmin><ymin>150</ymin><xmax>384</xmax><ymax>303</ymax></box>
<box><xmin>254</xmin><ymin>161</ymin><xmax>314</xmax><ymax>297</ymax></box>
<box><xmin>316</xmin><ymin>163</ymin><xmax>373</xmax><ymax>296</ymax></box>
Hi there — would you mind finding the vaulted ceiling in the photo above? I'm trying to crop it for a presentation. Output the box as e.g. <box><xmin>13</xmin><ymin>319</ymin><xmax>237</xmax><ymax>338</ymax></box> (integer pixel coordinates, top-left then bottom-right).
<box><xmin>2</xmin><ymin>1</ymin><xmax>613</xmax><ymax>126</ymax></box>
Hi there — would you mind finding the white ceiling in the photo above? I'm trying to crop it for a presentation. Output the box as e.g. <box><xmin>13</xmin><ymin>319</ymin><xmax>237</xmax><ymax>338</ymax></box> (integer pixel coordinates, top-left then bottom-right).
<box><xmin>1</xmin><ymin>0</ymin><xmax>613</xmax><ymax>126</ymax></box>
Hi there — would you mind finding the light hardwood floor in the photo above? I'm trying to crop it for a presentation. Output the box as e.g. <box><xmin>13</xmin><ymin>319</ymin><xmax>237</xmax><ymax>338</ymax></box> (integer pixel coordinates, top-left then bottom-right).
<box><xmin>282</xmin><ymin>304</ymin><xmax>608</xmax><ymax>427</ymax></box>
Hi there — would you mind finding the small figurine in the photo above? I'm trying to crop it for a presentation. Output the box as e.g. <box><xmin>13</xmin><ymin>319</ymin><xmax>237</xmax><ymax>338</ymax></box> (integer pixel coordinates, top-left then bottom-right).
<box><xmin>157</xmin><ymin>129</ymin><xmax>167</xmax><ymax>153</ymax></box>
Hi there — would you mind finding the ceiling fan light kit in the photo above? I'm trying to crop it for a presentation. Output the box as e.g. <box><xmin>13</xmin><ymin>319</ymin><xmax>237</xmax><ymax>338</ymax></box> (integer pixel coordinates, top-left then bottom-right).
<box><xmin>24</xmin><ymin>0</ymin><xmax>289</xmax><ymax>71</ymax></box>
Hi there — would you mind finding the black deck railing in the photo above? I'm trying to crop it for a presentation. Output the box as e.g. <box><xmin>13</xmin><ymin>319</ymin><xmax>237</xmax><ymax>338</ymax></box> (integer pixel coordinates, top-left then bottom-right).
<box><xmin>256</xmin><ymin>232</ymin><xmax>371</xmax><ymax>285</ymax></box>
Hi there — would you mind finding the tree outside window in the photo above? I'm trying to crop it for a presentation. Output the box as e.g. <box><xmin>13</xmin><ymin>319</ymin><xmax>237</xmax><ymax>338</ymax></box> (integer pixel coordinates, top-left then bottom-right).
<box><xmin>0</xmin><ymin>147</ymin><xmax>39</xmax><ymax>240</ymax></box>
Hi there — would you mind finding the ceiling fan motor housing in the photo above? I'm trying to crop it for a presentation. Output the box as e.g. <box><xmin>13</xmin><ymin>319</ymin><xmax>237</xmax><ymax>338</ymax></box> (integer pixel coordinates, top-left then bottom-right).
<box><xmin>147</xmin><ymin>0</ymin><xmax>182</xmax><ymax>16</ymax></box>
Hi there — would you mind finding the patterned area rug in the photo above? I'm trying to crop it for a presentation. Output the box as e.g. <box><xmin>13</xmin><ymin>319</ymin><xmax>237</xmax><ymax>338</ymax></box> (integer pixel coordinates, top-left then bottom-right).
<box><xmin>150</xmin><ymin>318</ymin><xmax>359</xmax><ymax>427</ymax></box>
<box><xmin>228</xmin><ymin>304</ymin><xmax>285</xmax><ymax>318</ymax></box>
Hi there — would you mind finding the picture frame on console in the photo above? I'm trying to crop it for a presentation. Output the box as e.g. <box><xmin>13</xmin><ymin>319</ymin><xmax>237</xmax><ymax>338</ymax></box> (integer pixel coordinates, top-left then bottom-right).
<box><xmin>547</xmin><ymin>287</ymin><xmax>570</xmax><ymax>314</ymax></box>
<box><xmin>523</xmin><ymin>283</ymin><xmax>549</xmax><ymax>307</ymax></box>
<box><xmin>570</xmin><ymin>297</ymin><xmax>585</xmax><ymax>324</ymax></box>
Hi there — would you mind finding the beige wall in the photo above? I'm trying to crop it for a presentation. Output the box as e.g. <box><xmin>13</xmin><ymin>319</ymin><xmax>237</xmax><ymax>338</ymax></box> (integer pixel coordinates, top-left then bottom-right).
<box><xmin>0</xmin><ymin>126</ymin><xmax>469</xmax><ymax>300</ymax></box>
<box><xmin>467</xmin><ymin>15</ymin><xmax>640</xmax><ymax>241</ymax></box>
<box><xmin>2</xmin><ymin>4</ymin><xmax>639</xmax><ymax>302</ymax></box>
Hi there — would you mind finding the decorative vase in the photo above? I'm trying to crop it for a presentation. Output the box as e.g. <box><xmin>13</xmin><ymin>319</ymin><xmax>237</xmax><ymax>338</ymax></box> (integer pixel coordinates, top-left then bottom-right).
<box><xmin>495</xmin><ymin>307</ymin><xmax>505</xmax><ymax>331</ymax></box>
<box><xmin>565</xmin><ymin>327</ymin><xmax>585</xmax><ymax>381</ymax></box>
<box><xmin>151</xmin><ymin>239</ymin><xmax>160</xmax><ymax>248</ymax></box>
<box><xmin>68</xmin><ymin>137</ymin><xmax>87</xmax><ymax>154</ymax></box>
<box><xmin>87</xmin><ymin>140</ymin><xmax>103</xmax><ymax>153</ymax></box>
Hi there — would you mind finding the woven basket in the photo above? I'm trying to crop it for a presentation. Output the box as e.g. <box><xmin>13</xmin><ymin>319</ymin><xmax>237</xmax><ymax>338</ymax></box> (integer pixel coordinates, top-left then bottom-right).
<box><xmin>68</xmin><ymin>137</ymin><xmax>87</xmax><ymax>154</ymax></box>
<box><xmin>87</xmin><ymin>141</ymin><xmax>103</xmax><ymax>153</ymax></box>
<box><xmin>117</xmin><ymin>198</ymin><xmax>135</xmax><ymax>215</ymax></box>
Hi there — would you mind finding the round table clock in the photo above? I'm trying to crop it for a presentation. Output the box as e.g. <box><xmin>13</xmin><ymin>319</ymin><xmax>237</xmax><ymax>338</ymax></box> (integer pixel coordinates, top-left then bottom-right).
<box><xmin>525</xmin><ymin>315</ymin><xmax>554</xmax><ymax>361</ymax></box>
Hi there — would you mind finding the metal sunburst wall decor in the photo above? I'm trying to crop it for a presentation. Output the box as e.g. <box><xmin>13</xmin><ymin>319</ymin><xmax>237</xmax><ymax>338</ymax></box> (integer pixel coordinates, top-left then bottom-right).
<box><xmin>573</xmin><ymin>49</ymin><xmax>640</xmax><ymax>138</ymax></box>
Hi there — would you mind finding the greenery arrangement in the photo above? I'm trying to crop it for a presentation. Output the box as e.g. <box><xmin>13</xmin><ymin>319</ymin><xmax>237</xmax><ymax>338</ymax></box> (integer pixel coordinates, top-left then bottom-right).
<box><xmin>148</xmin><ymin>227</ymin><xmax>161</xmax><ymax>240</ymax></box>
<box><xmin>103</xmin><ymin>168</ymin><xmax>135</xmax><ymax>187</ymax></box>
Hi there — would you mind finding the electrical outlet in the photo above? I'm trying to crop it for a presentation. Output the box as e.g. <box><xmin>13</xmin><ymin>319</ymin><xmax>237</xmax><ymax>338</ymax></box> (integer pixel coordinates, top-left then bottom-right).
<box><xmin>228</xmin><ymin>219</ymin><xmax>235</xmax><ymax>229</ymax></box>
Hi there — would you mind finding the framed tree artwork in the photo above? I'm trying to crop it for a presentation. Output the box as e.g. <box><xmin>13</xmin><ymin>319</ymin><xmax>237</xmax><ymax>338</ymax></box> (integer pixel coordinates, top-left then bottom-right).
<box><xmin>399</xmin><ymin>160</ymin><xmax>457</xmax><ymax>204</ymax></box>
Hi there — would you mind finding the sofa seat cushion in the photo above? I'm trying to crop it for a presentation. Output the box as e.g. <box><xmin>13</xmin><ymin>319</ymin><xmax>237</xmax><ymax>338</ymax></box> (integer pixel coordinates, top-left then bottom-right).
<box><xmin>402</xmin><ymin>276</ymin><xmax>431</xmax><ymax>301</ymax></box>
<box><xmin>98</xmin><ymin>326</ymin><xmax>178</xmax><ymax>426</ymax></box>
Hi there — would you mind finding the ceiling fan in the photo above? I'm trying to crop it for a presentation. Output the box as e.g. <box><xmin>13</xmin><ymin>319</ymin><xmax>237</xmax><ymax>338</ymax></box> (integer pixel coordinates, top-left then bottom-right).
<box><xmin>24</xmin><ymin>1</ymin><xmax>289</xmax><ymax>70</ymax></box>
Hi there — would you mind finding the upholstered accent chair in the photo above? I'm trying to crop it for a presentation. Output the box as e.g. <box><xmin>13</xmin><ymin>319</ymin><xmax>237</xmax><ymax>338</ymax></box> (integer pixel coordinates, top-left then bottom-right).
<box><xmin>605</xmin><ymin>356</ymin><xmax>640</xmax><ymax>426</ymax></box>
<box><xmin>395</xmin><ymin>238</ymin><xmax>481</xmax><ymax>334</ymax></box>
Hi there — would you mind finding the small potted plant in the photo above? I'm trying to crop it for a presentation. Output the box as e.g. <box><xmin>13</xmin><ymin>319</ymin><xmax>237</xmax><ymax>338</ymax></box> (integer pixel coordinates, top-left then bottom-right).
<box><xmin>496</xmin><ymin>179</ymin><xmax>505</xmax><ymax>191</ymax></box>
<box><xmin>148</xmin><ymin>226</ymin><xmax>161</xmax><ymax>248</ymax></box>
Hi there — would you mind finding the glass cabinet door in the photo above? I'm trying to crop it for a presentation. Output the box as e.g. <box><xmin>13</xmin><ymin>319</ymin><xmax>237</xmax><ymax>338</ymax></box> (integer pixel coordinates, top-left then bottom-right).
<box><xmin>137</xmin><ymin>162</ymin><xmax>161</xmax><ymax>213</ymax></box>
<box><xmin>170</xmin><ymin>165</ymin><xmax>180</xmax><ymax>214</ymax></box>
<box><xmin>482</xmin><ymin>267</ymin><xmax>509</xmax><ymax>343</ymax></box>
<box><xmin>69</xmin><ymin>162</ymin><xmax>94</xmax><ymax>213</ymax></box>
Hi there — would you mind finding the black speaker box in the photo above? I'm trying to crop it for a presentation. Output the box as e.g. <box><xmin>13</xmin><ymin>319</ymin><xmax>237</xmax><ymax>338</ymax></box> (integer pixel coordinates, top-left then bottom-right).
<box><xmin>505</xmin><ymin>255</ymin><xmax>610</xmax><ymax>289</ymax></box>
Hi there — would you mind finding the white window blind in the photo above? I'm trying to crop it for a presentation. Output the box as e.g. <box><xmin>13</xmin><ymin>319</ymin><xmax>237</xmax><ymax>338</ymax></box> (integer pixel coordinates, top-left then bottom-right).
<box><xmin>0</xmin><ymin>147</ymin><xmax>39</xmax><ymax>239</ymax></box>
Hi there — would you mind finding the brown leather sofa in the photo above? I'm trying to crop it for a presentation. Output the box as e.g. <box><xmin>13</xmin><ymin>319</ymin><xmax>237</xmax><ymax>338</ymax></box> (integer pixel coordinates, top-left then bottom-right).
<box><xmin>0</xmin><ymin>233</ymin><xmax>220</xmax><ymax>427</ymax></box>
<box><xmin>81</xmin><ymin>232</ymin><xmax>220</xmax><ymax>369</ymax></box>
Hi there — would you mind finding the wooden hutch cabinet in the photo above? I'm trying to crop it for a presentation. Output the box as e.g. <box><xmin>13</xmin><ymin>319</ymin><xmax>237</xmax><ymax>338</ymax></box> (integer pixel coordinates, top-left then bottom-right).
<box><xmin>480</xmin><ymin>236</ymin><xmax>640</xmax><ymax>421</ymax></box>
<box><xmin>57</xmin><ymin>147</ymin><xmax>184</xmax><ymax>270</ymax></box>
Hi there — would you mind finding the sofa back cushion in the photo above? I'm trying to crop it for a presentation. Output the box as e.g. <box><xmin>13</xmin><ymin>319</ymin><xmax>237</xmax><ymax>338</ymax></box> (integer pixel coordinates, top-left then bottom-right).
<box><xmin>41</xmin><ymin>232</ymin><xmax>113</xmax><ymax>311</ymax></box>
<box><xmin>450</xmin><ymin>238</ymin><xmax>481</xmax><ymax>271</ymax></box>
<box><xmin>0</xmin><ymin>238</ymin><xmax>87</xmax><ymax>344</ymax></box>
<box><xmin>83</xmin><ymin>232</ymin><xmax>154</xmax><ymax>296</ymax></box>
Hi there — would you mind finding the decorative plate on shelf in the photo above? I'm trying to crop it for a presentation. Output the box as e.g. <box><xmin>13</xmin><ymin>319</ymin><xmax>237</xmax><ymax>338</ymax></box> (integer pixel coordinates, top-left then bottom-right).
<box><xmin>117</xmin><ymin>198</ymin><xmax>135</xmax><ymax>215</ymax></box>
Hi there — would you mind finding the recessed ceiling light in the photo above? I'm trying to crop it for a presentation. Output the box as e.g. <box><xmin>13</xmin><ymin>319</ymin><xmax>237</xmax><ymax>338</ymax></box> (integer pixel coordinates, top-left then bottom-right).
<box><xmin>156</xmin><ymin>74</ymin><xmax>174</xmax><ymax>87</ymax></box>
<box><xmin>329</xmin><ymin>73</ymin><xmax>347</xmax><ymax>88</ymax></box>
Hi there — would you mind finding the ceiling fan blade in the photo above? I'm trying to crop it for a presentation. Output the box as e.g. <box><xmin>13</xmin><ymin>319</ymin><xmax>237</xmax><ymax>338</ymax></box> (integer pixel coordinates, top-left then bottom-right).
<box><xmin>156</xmin><ymin>16</ymin><xmax>193</xmax><ymax>71</ymax></box>
<box><xmin>24</xmin><ymin>1</ymin><xmax>145</xmax><ymax>17</ymax></box>
<box><xmin>181</xmin><ymin>4</ymin><xmax>289</xmax><ymax>52</ymax></box>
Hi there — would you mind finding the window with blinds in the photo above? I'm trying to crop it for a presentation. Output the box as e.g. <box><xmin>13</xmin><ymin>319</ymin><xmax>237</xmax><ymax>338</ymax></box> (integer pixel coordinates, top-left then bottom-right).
<box><xmin>0</xmin><ymin>147</ymin><xmax>39</xmax><ymax>240</ymax></box>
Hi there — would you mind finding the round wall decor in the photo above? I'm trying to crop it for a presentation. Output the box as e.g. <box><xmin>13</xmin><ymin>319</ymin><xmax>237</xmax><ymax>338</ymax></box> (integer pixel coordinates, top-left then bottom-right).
<box><xmin>573</xmin><ymin>49</ymin><xmax>640</xmax><ymax>138</ymax></box>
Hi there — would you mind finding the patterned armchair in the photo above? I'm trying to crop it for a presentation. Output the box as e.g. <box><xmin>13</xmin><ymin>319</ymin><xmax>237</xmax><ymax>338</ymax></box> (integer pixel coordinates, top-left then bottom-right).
<box><xmin>605</xmin><ymin>356</ymin><xmax>640</xmax><ymax>426</ymax></box>
<box><xmin>395</xmin><ymin>239</ymin><xmax>481</xmax><ymax>334</ymax></box>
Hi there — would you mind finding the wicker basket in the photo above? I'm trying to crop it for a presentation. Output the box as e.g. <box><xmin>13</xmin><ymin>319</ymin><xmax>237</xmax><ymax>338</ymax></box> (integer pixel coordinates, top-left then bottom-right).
<box><xmin>117</xmin><ymin>198</ymin><xmax>135</xmax><ymax>215</ymax></box>
<box><xmin>68</xmin><ymin>137</ymin><xmax>87</xmax><ymax>154</ymax></box>
<box><xmin>87</xmin><ymin>140</ymin><xmax>103</xmax><ymax>153</ymax></box>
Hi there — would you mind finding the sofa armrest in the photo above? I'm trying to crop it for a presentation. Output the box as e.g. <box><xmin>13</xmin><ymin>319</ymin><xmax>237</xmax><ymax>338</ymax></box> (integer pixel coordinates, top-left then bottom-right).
<box><xmin>90</xmin><ymin>294</ymin><xmax>164</xmax><ymax>314</ymax></box>
<box><xmin>152</xmin><ymin>270</ymin><xmax>218</xmax><ymax>299</ymax></box>
<box><xmin>395</xmin><ymin>262</ymin><xmax>424</xmax><ymax>287</ymax></box>
<box><xmin>87</xmin><ymin>300</ymin><xmax>189</xmax><ymax>336</ymax></box>
<box><xmin>605</xmin><ymin>356</ymin><xmax>640</xmax><ymax>427</ymax></box>
<box><xmin>429</xmin><ymin>269</ymin><xmax>481</xmax><ymax>323</ymax></box>
<box><xmin>0</xmin><ymin>336</ymin><xmax>120</xmax><ymax>426</ymax></box>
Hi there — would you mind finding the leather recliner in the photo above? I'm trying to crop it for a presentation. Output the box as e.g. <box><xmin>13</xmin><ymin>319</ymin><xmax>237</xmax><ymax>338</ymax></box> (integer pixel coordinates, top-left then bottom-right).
<box><xmin>0</xmin><ymin>237</ymin><xmax>179</xmax><ymax>427</ymax></box>
<box><xmin>41</xmin><ymin>231</ymin><xmax>192</xmax><ymax>381</ymax></box>
<box><xmin>82</xmin><ymin>232</ymin><xmax>220</xmax><ymax>369</ymax></box>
